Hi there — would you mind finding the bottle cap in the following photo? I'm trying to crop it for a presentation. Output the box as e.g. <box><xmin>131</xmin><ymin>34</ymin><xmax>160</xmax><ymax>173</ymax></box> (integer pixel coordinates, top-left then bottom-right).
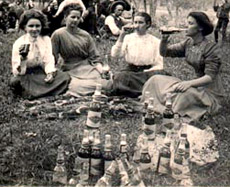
<box><xmin>165</xmin><ymin>93</ymin><xmax>172</xmax><ymax>107</ymax></box>
<box><xmin>94</xmin><ymin>84</ymin><xmax>102</xmax><ymax>96</ymax></box>
<box><xmin>120</xmin><ymin>133</ymin><xmax>127</xmax><ymax>143</ymax></box>
<box><xmin>147</xmin><ymin>97</ymin><xmax>154</xmax><ymax>112</ymax></box>
<box><xmin>144</xmin><ymin>91</ymin><xmax>150</xmax><ymax>103</ymax></box>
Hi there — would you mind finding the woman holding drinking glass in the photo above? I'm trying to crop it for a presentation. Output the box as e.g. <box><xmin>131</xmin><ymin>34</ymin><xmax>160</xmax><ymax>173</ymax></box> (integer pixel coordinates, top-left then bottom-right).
<box><xmin>10</xmin><ymin>9</ymin><xmax>70</xmax><ymax>99</ymax></box>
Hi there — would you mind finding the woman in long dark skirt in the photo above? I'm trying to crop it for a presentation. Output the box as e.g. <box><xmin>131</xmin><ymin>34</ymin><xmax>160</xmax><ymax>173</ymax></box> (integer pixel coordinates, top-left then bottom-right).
<box><xmin>10</xmin><ymin>9</ymin><xmax>70</xmax><ymax>99</ymax></box>
<box><xmin>110</xmin><ymin>12</ymin><xmax>166</xmax><ymax>98</ymax></box>
<box><xmin>142</xmin><ymin>11</ymin><xmax>224</xmax><ymax>122</ymax></box>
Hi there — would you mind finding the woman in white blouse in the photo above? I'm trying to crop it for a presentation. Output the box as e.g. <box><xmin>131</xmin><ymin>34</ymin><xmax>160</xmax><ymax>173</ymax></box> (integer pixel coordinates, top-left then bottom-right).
<box><xmin>10</xmin><ymin>9</ymin><xmax>70</xmax><ymax>99</ymax></box>
<box><xmin>110</xmin><ymin>12</ymin><xmax>167</xmax><ymax>97</ymax></box>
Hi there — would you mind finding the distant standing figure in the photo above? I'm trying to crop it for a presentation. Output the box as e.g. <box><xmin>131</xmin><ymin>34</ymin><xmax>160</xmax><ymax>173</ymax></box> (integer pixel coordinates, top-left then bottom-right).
<box><xmin>213</xmin><ymin>0</ymin><xmax>230</xmax><ymax>42</ymax></box>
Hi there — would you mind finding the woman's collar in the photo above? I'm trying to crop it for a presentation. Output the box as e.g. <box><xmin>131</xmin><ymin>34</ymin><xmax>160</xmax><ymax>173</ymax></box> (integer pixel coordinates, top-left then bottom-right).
<box><xmin>191</xmin><ymin>36</ymin><xmax>205</xmax><ymax>46</ymax></box>
<box><xmin>25</xmin><ymin>33</ymin><xmax>40</xmax><ymax>42</ymax></box>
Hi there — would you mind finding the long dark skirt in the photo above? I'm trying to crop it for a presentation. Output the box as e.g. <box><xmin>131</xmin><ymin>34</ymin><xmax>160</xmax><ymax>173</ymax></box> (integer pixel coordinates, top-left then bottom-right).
<box><xmin>111</xmin><ymin>64</ymin><xmax>169</xmax><ymax>98</ymax></box>
<box><xmin>142</xmin><ymin>75</ymin><xmax>222</xmax><ymax>122</ymax></box>
<box><xmin>10</xmin><ymin>66</ymin><xmax>70</xmax><ymax>99</ymax></box>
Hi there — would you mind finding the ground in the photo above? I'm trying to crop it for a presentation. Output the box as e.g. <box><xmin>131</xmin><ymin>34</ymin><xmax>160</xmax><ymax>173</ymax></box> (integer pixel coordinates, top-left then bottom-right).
<box><xmin>0</xmin><ymin>7</ymin><xmax>230</xmax><ymax>187</ymax></box>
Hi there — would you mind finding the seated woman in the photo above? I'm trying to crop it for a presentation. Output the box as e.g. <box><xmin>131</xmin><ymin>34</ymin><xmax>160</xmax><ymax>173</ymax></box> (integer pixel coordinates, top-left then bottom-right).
<box><xmin>10</xmin><ymin>9</ymin><xmax>70</xmax><ymax>99</ymax></box>
<box><xmin>110</xmin><ymin>12</ymin><xmax>166</xmax><ymax>98</ymax></box>
<box><xmin>51</xmin><ymin>3</ymin><xmax>110</xmax><ymax>97</ymax></box>
<box><xmin>142</xmin><ymin>11</ymin><xmax>224</xmax><ymax>122</ymax></box>
<box><xmin>104</xmin><ymin>0</ymin><xmax>130</xmax><ymax>38</ymax></box>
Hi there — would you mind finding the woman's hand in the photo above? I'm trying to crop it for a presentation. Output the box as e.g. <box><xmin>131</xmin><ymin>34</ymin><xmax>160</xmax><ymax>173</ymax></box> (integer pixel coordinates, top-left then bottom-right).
<box><xmin>19</xmin><ymin>44</ymin><xmax>30</xmax><ymax>58</ymax></box>
<box><xmin>172</xmin><ymin>81</ymin><xmax>192</xmax><ymax>92</ymax></box>
<box><xmin>17</xmin><ymin>59</ymin><xmax>28</xmax><ymax>75</ymax></box>
<box><xmin>44</xmin><ymin>71</ymin><xmax>56</xmax><ymax>83</ymax></box>
<box><xmin>95</xmin><ymin>63</ymin><xmax>103</xmax><ymax>74</ymax></box>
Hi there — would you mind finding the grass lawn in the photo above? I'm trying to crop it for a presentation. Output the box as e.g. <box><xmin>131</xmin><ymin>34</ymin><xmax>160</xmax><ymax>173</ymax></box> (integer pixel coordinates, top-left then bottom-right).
<box><xmin>0</xmin><ymin>22</ymin><xmax>230</xmax><ymax>186</ymax></box>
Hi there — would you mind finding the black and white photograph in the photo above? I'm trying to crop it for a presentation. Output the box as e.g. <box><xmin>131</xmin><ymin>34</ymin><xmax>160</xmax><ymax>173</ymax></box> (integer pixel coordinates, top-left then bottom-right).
<box><xmin>0</xmin><ymin>0</ymin><xmax>230</xmax><ymax>186</ymax></box>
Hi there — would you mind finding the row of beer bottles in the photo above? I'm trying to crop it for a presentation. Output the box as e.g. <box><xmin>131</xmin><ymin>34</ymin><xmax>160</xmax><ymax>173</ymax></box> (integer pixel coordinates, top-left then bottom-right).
<box><xmin>52</xmin><ymin>131</ymin><xmax>129</xmax><ymax>184</ymax></box>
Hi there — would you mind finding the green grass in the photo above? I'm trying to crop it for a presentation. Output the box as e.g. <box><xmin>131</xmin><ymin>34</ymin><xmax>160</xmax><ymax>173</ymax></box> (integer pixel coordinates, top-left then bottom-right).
<box><xmin>0</xmin><ymin>27</ymin><xmax>230</xmax><ymax>186</ymax></box>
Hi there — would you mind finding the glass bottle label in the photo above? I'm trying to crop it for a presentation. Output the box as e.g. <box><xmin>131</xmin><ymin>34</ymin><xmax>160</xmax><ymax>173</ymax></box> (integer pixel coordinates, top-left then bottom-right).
<box><xmin>158</xmin><ymin>156</ymin><xmax>171</xmax><ymax>174</ymax></box>
<box><xmin>90</xmin><ymin>158</ymin><xmax>103</xmax><ymax>176</ymax></box>
<box><xmin>86</xmin><ymin>111</ymin><xmax>101</xmax><ymax>128</ymax></box>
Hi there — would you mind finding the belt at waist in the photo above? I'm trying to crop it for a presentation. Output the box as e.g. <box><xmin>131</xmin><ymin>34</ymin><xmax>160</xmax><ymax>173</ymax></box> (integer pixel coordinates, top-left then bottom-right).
<box><xmin>125</xmin><ymin>64</ymin><xmax>152</xmax><ymax>72</ymax></box>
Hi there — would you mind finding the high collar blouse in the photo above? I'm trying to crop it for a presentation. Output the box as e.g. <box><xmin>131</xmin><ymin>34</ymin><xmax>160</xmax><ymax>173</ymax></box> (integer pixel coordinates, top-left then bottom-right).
<box><xmin>11</xmin><ymin>33</ymin><xmax>56</xmax><ymax>76</ymax></box>
<box><xmin>111</xmin><ymin>32</ymin><xmax>163</xmax><ymax>70</ymax></box>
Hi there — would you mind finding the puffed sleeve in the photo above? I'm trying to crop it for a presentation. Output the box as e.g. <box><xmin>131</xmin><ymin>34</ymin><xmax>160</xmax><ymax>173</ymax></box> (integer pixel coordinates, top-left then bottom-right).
<box><xmin>160</xmin><ymin>38</ymin><xmax>190</xmax><ymax>58</ymax></box>
<box><xmin>111</xmin><ymin>35</ymin><xmax>128</xmax><ymax>58</ymax></box>
<box><xmin>203</xmin><ymin>42</ymin><xmax>221</xmax><ymax>80</ymax></box>
<box><xmin>87</xmin><ymin>34</ymin><xmax>101</xmax><ymax>65</ymax></box>
<box><xmin>11</xmin><ymin>37</ymin><xmax>21</xmax><ymax>76</ymax></box>
<box><xmin>42</xmin><ymin>36</ymin><xmax>56</xmax><ymax>74</ymax></box>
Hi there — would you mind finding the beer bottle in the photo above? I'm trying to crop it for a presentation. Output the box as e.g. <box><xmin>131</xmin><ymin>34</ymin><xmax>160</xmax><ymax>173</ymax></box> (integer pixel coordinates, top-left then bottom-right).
<box><xmin>171</xmin><ymin>128</ymin><xmax>190</xmax><ymax>181</ymax></box>
<box><xmin>90</xmin><ymin>131</ymin><xmax>104</xmax><ymax>178</ymax></box>
<box><xmin>120</xmin><ymin>133</ymin><xmax>129</xmax><ymax>160</ymax></box>
<box><xmin>180</xmin><ymin>123</ymin><xmax>188</xmax><ymax>138</ymax></box>
<box><xmin>86</xmin><ymin>85</ymin><xmax>102</xmax><ymax>129</ymax></box>
<box><xmin>180</xmin><ymin>133</ymin><xmax>191</xmax><ymax>181</ymax></box>
<box><xmin>171</xmin><ymin>150</ymin><xmax>184</xmax><ymax>180</ymax></box>
<box><xmin>143</xmin><ymin>91</ymin><xmax>150</xmax><ymax>116</ymax></box>
<box><xmin>103</xmin><ymin>134</ymin><xmax>115</xmax><ymax>171</ymax></box>
<box><xmin>162</xmin><ymin>93</ymin><xmax>174</xmax><ymax>133</ymax></box>
<box><xmin>76</xmin><ymin>162</ymin><xmax>90</xmax><ymax>187</ymax></box>
<box><xmin>171</xmin><ymin>113</ymin><xmax>181</xmax><ymax>153</ymax></box>
<box><xmin>158</xmin><ymin>141</ymin><xmax>171</xmax><ymax>175</ymax></box>
<box><xmin>139</xmin><ymin>136</ymin><xmax>151</xmax><ymax>171</ymax></box>
<box><xmin>78</xmin><ymin>130</ymin><xmax>90</xmax><ymax>171</ymax></box>
<box><xmin>178</xmin><ymin>126</ymin><xmax>190</xmax><ymax>162</ymax></box>
<box><xmin>69</xmin><ymin>155</ymin><xmax>81</xmax><ymax>185</ymax></box>
<box><xmin>143</xmin><ymin>98</ymin><xmax>156</xmax><ymax>140</ymax></box>
<box><xmin>95</xmin><ymin>160</ymin><xmax>117</xmax><ymax>187</ymax></box>
<box><xmin>53</xmin><ymin>145</ymin><xmax>67</xmax><ymax>184</ymax></box>
<box><xmin>173</xmin><ymin>113</ymin><xmax>181</xmax><ymax>131</ymax></box>
<box><xmin>117</xmin><ymin>158</ymin><xmax>130</xmax><ymax>186</ymax></box>
<box><xmin>101</xmin><ymin>55</ymin><xmax>111</xmax><ymax>80</ymax></box>
<box><xmin>124</xmin><ymin>159</ymin><xmax>145</xmax><ymax>187</ymax></box>
<box><xmin>133</xmin><ymin>144</ymin><xmax>141</xmax><ymax>164</ymax></box>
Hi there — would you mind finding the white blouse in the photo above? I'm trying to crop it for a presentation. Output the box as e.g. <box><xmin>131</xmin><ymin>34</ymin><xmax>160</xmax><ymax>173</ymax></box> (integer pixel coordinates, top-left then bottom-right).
<box><xmin>111</xmin><ymin>32</ymin><xmax>163</xmax><ymax>70</ymax></box>
<box><xmin>11</xmin><ymin>34</ymin><xmax>56</xmax><ymax>76</ymax></box>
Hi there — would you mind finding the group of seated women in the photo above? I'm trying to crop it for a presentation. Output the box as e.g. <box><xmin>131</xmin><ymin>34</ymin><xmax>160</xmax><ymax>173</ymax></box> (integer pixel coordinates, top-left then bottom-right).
<box><xmin>10</xmin><ymin>3</ymin><xmax>224</xmax><ymax>123</ymax></box>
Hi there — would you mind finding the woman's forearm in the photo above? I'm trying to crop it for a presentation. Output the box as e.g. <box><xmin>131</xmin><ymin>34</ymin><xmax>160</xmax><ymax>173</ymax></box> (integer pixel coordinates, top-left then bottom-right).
<box><xmin>160</xmin><ymin>39</ymin><xmax>169</xmax><ymax>57</ymax></box>
<box><xmin>189</xmin><ymin>75</ymin><xmax>212</xmax><ymax>88</ymax></box>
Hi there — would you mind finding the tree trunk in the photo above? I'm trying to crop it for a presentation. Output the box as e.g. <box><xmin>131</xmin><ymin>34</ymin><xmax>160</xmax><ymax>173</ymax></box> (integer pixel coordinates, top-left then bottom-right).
<box><xmin>165</xmin><ymin>0</ymin><xmax>173</xmax><ymax>18</ymax></box>
<box><xmin>143</xmin><ymin>0</ymin><xmax>147</xmax><ymax>12</ymax></box>
<box><xmin>149</xmin><ymin>0</ymin><xmax>158</xmax><ymax>19</ymax></box>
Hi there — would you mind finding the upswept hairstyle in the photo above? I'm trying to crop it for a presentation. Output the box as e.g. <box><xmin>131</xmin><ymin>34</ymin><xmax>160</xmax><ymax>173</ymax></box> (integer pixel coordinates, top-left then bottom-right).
<box><xmin>19</xmin><ymin>9</ymin><xmax>48</xmax><ymax>35</ymax></box>
<box><xmin>187</xmin><ymin>11</ymin><xmax>214</xmax><ymax>36</ymax></box>
<box><xmin>62</xmin><ymin>3</ymin><xmax>83</xmax><ymax>17</ymax></box>
<box><xmin>134</xmin><ymin>12</ymin><xmax>152</xmax><ymax>29</ymax></box>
